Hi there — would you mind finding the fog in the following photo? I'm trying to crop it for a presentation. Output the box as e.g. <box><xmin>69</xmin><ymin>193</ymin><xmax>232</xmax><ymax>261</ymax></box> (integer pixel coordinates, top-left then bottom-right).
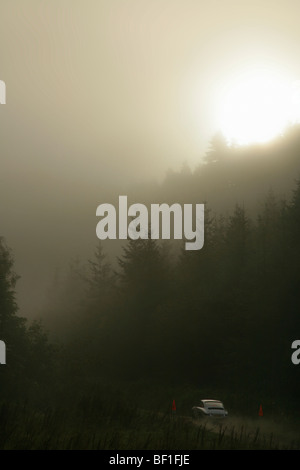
<box><xmin>1</xmin><ymin>1</ymin><xmax>300</xmax><ymax>318</ymax></box>
<box><xmin>2</xmin><ymin>3</ymin><xmax>300</xmax><ymax>452</ymax></box>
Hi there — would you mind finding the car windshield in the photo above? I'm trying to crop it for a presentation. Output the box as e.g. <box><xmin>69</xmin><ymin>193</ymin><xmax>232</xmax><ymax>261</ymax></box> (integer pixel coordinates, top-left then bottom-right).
<box><xmin>206</xmin><ymin>401</ymin><xmax>224</xmax><ymax>409</ymax></box>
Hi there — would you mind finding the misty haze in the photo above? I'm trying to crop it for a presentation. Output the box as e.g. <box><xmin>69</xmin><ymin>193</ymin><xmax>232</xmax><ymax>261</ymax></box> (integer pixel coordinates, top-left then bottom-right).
<box><xmin>0</xmin><ymin>0</ymin><xmax>300</xmax><ymax>451</ymax></box>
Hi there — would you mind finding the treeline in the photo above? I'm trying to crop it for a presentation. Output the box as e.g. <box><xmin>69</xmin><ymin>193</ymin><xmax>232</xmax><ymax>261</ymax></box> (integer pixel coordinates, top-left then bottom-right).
<box><xmin>43</xmin><ymin>181</ymin><xmax>300</xmax><ymax>408</ymax></box>
<box><xmin>1</xmin><ymin>126</ymin><xmax>300</xmax><ymax>410</ymax></box>
<box><xmin>0</xmin><ymin>238</ymin><xmax>54</xmax><ymax>401</ymax></box>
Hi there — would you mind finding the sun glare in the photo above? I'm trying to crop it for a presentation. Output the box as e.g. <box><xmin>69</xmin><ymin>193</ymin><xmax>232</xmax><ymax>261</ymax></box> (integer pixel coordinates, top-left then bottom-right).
<box><xmin>217</xmin><ymin>67</ymin><xmax>300</xmax><ymax>146</ymax></box>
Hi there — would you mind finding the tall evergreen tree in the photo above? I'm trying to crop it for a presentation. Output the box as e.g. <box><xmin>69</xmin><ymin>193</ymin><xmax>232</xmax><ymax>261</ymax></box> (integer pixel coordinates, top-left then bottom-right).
<box><xmin>0</xmin><ymin>237</ymin><xmax>27</xmax><ymax>365</ymax></box>
<box><xmin>0</xmin><ymin>237</ymin><xmax>54</xmax><ymax>399</ymax></box>
<box><xmin>118</xmin><ymin>236</ymin><xmax>169</xmax><ymax>311</ymax></box>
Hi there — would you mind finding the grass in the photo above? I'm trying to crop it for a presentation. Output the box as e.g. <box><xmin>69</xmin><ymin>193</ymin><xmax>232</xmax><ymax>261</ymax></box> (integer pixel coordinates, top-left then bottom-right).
<box><xmin>0</xmin><ymin>403</ymin><xmax>298</xmax><ymax>450</ymax></box>
<box><xmin>0</xmin><ymin>379</ymin><xmax>299</xmax><ymax>450</ymax></box>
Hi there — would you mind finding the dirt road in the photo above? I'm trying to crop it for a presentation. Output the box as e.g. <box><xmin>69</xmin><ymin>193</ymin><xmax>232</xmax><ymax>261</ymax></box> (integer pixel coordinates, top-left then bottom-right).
<box><xmin>191</xmin><ymin>414</ymin><xmax>300</xmax><ymax>449</ymax></box>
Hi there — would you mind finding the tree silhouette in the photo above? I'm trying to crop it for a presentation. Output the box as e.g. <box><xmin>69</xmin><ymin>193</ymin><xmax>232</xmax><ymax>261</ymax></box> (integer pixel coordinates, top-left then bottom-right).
<box><xmin>204</xmin><ymin>132</ymin><xmax>229</xmax><ymax>164</ymax></box>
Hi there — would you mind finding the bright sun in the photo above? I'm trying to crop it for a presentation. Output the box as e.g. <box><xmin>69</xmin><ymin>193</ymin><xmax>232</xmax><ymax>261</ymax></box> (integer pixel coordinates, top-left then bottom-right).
<box><xmin>217</xmin><ymin>67</ymin><xmax>300</xmax><ymax>146</ymax></box>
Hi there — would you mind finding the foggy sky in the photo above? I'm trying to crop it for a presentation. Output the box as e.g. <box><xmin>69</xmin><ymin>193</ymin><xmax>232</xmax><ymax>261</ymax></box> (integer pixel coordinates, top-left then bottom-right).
<box><xmin>1</xmin><ymin>1</ymin><xmax>300</xmax><ymax>317</ymax></box>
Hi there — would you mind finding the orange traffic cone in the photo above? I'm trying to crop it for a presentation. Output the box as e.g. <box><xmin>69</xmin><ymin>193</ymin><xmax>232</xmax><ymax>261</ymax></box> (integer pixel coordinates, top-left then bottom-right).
<box><xmin>258</xmin><ymin>404</ymin><xmax>263</xmax><ymax>417</ymax></box>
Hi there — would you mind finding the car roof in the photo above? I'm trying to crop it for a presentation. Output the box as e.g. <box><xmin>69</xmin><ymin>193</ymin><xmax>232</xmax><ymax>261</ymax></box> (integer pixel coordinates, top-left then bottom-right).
<box><xmin>202</xmin><ymin>399</ymin><xmax>222</xmax><ymax>403</ymax></box>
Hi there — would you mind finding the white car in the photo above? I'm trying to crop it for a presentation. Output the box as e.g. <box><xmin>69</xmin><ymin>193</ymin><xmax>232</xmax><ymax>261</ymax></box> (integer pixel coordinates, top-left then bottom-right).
<box><xmin>192</xmin><ymin>399</ymin><xmax>228</xmax><ymax>418</ymax></box>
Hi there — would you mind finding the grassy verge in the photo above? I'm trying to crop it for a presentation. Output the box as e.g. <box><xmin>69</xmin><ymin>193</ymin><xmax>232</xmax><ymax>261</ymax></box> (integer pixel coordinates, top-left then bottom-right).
<box><xmin>0</xmin><ymin>379</ymin><xmax>299</xmax><ymax>450</ymax></box>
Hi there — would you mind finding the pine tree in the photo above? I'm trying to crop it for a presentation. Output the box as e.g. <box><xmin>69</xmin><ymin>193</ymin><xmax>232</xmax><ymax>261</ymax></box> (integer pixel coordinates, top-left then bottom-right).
<box><xmin>0</xmin><ymin>237</ymin><xmax>25</xmax><ymax>342</ymax></box>
<box><xmin>86</xmin><ymin>242</ymin><xmax>115</xmax><ymax>300</ymax></box>
<box><xmin>0</xmin><ymin>237</ymin><xmax>54</xmax><ymax>398</ymax></box>
<box><xmin>117</xmin><ymin>236</ymin><xmax>168</xmax><ymax>310</ymax></box>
